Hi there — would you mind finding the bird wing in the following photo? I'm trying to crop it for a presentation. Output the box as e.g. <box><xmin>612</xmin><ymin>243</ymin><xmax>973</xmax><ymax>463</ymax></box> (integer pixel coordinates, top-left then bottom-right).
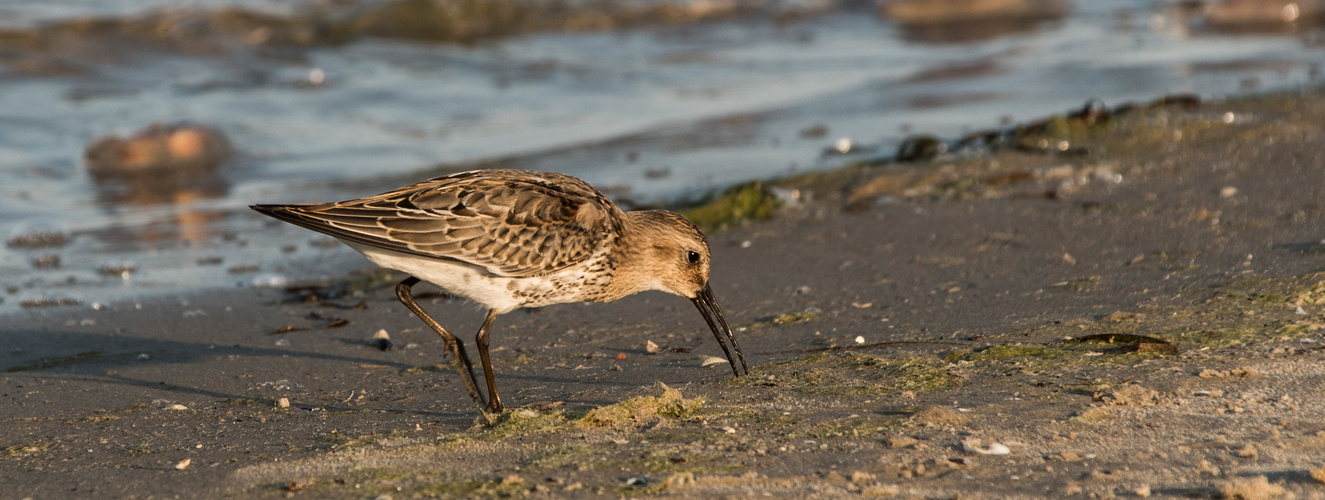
<box><xmin>251</xmin><ymin>170</ymin><xmax>623</xmax><ymax>278</ymax></box>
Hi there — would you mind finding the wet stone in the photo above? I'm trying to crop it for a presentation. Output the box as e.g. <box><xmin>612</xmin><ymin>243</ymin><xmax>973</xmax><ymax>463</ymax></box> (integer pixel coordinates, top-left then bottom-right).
<box><xmin>6</xmin><ymin>231</ymin><xmax>67</xmax><ymax>249</ymax></box>
<box><xmin>31</xmin><ymin>254</ymin><xmax>60</xmax><ymax>269</ymax></box>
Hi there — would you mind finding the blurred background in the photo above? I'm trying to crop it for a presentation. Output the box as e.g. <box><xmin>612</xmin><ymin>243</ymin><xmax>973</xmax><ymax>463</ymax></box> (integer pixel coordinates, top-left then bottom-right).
<box><xmin>1</xmin><ymin>0</ymin><xmax>1322</xmax><ymax>313</ymax></box>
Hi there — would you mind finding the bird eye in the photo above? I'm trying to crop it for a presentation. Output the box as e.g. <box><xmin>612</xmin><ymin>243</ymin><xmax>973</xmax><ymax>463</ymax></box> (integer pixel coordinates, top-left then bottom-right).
<box><xmin>686</xmin><ymin>251</ymin><xmax>701</xmax><ymax>264</ymax></box>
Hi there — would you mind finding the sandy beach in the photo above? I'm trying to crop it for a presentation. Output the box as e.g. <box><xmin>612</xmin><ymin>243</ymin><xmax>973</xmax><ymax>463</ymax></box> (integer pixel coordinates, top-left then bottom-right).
<box><xmin>6</xmin><ymin>87</ymin><xmax>1325</xmax><ymax>498</ymax></box>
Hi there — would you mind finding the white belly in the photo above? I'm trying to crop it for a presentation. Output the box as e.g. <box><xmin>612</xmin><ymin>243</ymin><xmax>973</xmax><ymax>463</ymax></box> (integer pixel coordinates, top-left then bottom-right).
<box><xmin>344</xmin><ymin>242</ymin><xmax>526</xmax><ymax>313</ymax></box>
<box><xmin>343</xmin><ymin>242</ymin><xmax>592</xmax><ymax>313</ymax></box>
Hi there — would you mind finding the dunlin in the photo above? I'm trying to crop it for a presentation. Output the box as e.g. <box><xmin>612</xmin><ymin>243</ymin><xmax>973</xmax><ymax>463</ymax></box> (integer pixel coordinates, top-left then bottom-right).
<box><xmin>251</xmin><ymin>169</ymin><xmax>748</xmax><ymax>413</ymax></box>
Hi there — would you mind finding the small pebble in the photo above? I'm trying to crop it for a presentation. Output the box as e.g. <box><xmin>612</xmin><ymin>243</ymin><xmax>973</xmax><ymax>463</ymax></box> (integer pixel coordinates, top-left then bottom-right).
<box><xmin>174</xmin><ymin>458</ymin><xmax>191</xmax><ymax>470</ymax></box>
<box><xmin>277</xmin><ymin>398</ymin><xmax>290</xmax><ymax>408</ymax></box>
<box><xmin>1220</xmin><ymin>186</ymin><xmax>1238</xmax><ymax>198</ymax></box>
<box><xmin>645</xmin><ymin>340</ymin><xmax>661</xmax><ymax>354</ymax></box>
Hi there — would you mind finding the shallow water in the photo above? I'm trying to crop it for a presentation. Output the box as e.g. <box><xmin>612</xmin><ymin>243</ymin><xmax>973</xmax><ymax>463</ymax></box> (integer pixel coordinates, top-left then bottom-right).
<box><xmin>1</xmin><ymin>0</ymin><xmax>1322</xmax><ymax>313</ymax></box>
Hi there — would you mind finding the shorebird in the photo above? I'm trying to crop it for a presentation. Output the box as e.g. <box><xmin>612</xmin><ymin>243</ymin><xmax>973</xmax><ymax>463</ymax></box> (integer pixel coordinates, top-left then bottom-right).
<box><xmin>251</xmin><ymin>169</ymin><xmax>748</xmax><ymax>413</ymax></box>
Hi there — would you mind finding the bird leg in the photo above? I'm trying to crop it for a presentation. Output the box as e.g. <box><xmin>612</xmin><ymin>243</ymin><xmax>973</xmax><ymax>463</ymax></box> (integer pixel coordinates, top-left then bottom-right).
<box><xmin>395</xmin><ymin>277</ymin><xmax>485</xmax><ymax>407</ymax></box>
<box><xmin>475</xmin><ymin>309</ymin><xmax>504</xmax><ymax>413</ymax></box>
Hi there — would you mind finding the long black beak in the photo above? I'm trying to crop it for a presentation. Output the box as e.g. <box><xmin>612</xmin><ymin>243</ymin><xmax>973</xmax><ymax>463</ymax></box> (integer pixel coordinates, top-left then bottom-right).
<box><xmin>691</xmin><ymin>285</ymin><xmax>749</xmax><ymax>376</ymax></box>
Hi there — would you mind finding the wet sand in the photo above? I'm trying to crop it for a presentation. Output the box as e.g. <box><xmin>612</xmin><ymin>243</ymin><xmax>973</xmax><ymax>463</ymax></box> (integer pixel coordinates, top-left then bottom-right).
<box><xmin>5</xmin><ymin>87</ymin><xmax>1325</xmax><ymax>498</ymax></box>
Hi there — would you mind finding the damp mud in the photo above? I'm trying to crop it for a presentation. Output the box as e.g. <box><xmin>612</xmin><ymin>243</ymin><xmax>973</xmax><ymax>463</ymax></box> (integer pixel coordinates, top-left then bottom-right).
<box><xmin>6</xmin><ymin>83</ymin><xmax>1325</xmax><ymax>497</ymax></box>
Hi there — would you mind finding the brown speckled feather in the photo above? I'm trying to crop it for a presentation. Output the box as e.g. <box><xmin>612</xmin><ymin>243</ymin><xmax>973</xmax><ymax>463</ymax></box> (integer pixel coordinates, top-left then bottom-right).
<box><xmin>251</xmin><ymin>170</ymin><xmax>624</xmax><ymax>278</ymax></box>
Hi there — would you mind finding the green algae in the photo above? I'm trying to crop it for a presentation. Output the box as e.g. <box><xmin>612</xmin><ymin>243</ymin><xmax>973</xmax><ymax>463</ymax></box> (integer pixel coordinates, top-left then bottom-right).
<box><xmin>682</xmin><ymin>182</ymin><xmax>782</xmax><ymax>231</ymax></box>
<box><xmin>2</xmin><ymin>441</ymin><xmax>50</xmax><ymax>457</ymax></box>
<box><xmin>580</xmin><ymin>383</ymin><xmax>703</xmax><ymax>427</ymax></box>
<box><xmin>756</xmin><ymin>353</ymin><xmax>961</xmax><ymax>396</ymax></box>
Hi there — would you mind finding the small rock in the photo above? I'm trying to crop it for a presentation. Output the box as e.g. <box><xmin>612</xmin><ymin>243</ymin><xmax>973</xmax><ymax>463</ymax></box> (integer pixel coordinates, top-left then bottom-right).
<box><xmin>174</xmin><ymin>458</ymin><xmax>191</xmax><ymax>470</ymax></box>
<box><xmin>1134</xmin><ymin>484</ymin><xmax>1152</xmax><ymax>497</ymax></box>
<box><xmin>85</xmin><ymin>123</ymin><xmax>231</xmax><ymax>174</ymax></box>
<box><xmin>645</xmin><ymin>340</ymin><xmax>661</xmax><ymax>354</ymax></box>
<box><xmin>615</xmin><ymin>352</ymin><xmax>628</xmax><ymax>361</ymax></box>
<box><xmin>1220</xmin><ymin>186</ymin><xmax>1238</xmax><ymax>198</ymax></box>
<box><xmin>167</xmin><ymin>404</ymin><xmax>188</xmax><ymax>411</ymax></box>
<box><xmin>1062</xmin><ymin>253</ymin><xmax>1077</xmax><ymax>265</ymax></box>
<box><xmin>277</xmin><ymin>398</ymin><xmax>290</xmax><ymax>408</ymax></box>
